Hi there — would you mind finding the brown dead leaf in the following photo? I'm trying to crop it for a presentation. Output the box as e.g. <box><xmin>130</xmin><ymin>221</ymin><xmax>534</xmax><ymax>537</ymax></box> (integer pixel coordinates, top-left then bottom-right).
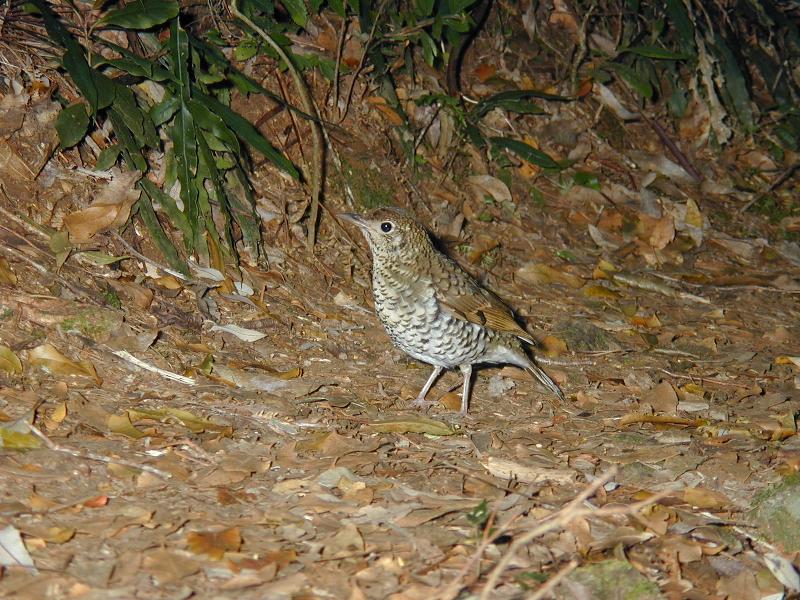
<box><xmin>108</xmin><ymin>412</ymin><xmax>149</xmax><ymax>439</ymax></box>
<box><xmin>682</xmin><ymin>487</ymin><xmax>732</xmax><ymax>510</ymax></box>
<box><xmin>517</xmin><ymin>263</ymin><xmax>584</xmax><ymax>288</ymax></box>
<box><xmin>153</xmin><ymin>274</ymin><xmax>182</xmax><ymax>290</ymax></box>
<box><xmin>63</xmin><ymin>168</ymin><xmax>141</xmax><ymax>243</ymax></box>
<box><xmin>187</xmin><ymin>527</ymin><xmax>242</xmax><ymax>560</ymax></box>
<box><xmin>541</xmin><ymin>335</ymin><xmax>568</xmax><ymax>356</ymax></box>
<box><xmin>143</xmin><ymin>549</ymin><xmax>200</xmax><ymax>584</ymax></box>
<box><xmin>0</xmin><ymin>257</ymin><xmax>17</xmax><ymax>284</ymax></box>
<box><xmin>581</xmin><ymin>284</ymin><xmax>621</xmax><ymax>300</ymax></box>
<box><xmin>0</xmin><ymin>345</ymin><xmax>22</xmax><ymax>374</ymax></box>
<box><xmin>467</xmin><ymin>174</ymin><xmax>512</xmax><ymax>204</ymax></box>
<box><xmin>107</xmin><ymin>279</ymin><xmax>154</xmax><ymax>310</ymax></box>
<box><xmin>365</xmin><ymin>416</ymin><xmax>456</xmax><ymax>436</ymax></box>
<box><xmin>438</xmin><ymin>392</ymin><xmax>461</xmax><ymax>411</ymax></box>
<box><xmin>641</xmin><ymin>381</ymin><xmax>679</xmax><ymax>413</ymax></box>
<box><xmin>83</xmin><ymin>495</ymin><xmax>109</xmax><ymax>508</ymax></box>
<box><xmin>474</xmin><ymin>63</ymin><xmax>496</xmax><ymax>82</ymax></box>
<box><xmin>466</xmin><ymin>235</ymin><xmax>499</xmax><ymax>264</ymax></box>
<box><xmin>366</xmin><ymin>96</ymin><xmax>404</xmax><ymax>126</ymax></box>
<box><xmin>640</xmin><ymin>214</ymin><xmax>675</xmax><ymax>250</ymax></box>
<box><xmin>28</xmin><ymin>343</ymin><xmax>101</xmax><ymax>385</ymax></box>
<box><xmin>322</xmin><ymin>523</ymin><xmax>364</xmax><ymax>558</ymax></box>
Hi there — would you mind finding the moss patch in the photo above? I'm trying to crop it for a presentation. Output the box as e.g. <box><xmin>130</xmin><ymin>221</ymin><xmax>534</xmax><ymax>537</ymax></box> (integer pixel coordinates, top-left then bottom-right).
<box><xmin>557</xmin><ymin>560</ymin><xmax>663</xmax><ymax>600</ymax></box>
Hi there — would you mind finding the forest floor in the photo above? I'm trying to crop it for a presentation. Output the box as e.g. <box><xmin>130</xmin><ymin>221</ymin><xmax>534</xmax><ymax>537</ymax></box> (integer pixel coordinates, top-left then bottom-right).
<box><xmin>1</xmin><ymin>6</ymin><xmax>800</xmax><ymax>600</ymax></box>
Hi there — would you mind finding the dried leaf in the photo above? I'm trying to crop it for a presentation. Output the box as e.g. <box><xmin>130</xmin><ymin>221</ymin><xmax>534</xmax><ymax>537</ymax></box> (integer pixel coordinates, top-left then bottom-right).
<box><xmin>28</xmin><ymin>343</ymin><xmax>101</xmax><ymax>385</ymax></box>
<box><xmin>0</xmin><ymin>525</ymin><xmax>36</xmax><ymax>572</ymax></box>
<box><xmin>366</xmin><ymin>417</ymin><xmax>456</xmax><ymax>436</ymax></box>
<box><xmin>683</xmin><ymin>487</ymin><xmax>732</xmax><ymax>510</ymax></box>
<box><xmin>210</xmin><ymin>323</ymin><xmax>267</xmax><ymax>342</ymax></box>
<box><xmin>0</xmin><ymin>345</ymin><xmax>22</xmax><ymax>374</ymax></box>
<box><xmin>467</xmin><ymin>175</ymin><xmax>512</xmax><ymax>203</ymax></box>
<box><xmin>0</xmin><ymin>257</ymin><xmax>17</xmax><ymax>284</ymax></box>
<box><xmin>108</xmin><ymin>412</ymin><xmax>148</xmax><ymax>439</ymax></box>
<box><xmin>517</xmin><ymin>263</ymin><xmax>584</xmax><ymax>288</ymax></box>
<box><xmin>187</xmin><ymin>527</ymin><xmax>241</xmax><ymax>560</ymax></box>
<box><xmin>63</xmin><ymin>169</ymin><xmax>142</xmax><ymax>243</ymax></box>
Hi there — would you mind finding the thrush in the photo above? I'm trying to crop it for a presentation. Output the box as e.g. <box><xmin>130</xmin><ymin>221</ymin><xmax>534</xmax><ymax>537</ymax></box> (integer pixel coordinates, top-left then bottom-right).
<box><xmin>340</xmin><ymin>207</ymin><xmax>565</xmax><ymax>415</ymax></box>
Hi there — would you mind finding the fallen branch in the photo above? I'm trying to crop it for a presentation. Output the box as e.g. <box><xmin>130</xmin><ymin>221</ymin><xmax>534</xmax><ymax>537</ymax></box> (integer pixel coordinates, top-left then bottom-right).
<box><xmin>26</xmin><ymin>423</ymin><xmax>172</xmax><ymax>480</ymax></box>
<box><xmin>477</xmin><ymin>467</ymin><xmax>671</xmax><ymax>599</ymax></box>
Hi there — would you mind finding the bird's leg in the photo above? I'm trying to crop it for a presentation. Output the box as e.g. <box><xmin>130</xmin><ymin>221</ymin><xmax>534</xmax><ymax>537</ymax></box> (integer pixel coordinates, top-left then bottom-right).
<box><xmin>409</xmin><ymin>365</ymin><xmax>444</xmax><ymax>409</ymax></box>
<box><xmin>459</xmin><ymin>364</ymin><xmax>473</xmax><ymax>415</ymax></box>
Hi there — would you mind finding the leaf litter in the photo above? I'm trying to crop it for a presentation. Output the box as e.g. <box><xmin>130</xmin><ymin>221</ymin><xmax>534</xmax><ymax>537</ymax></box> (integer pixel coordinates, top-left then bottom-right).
<box><xmin>0</xmin><ymin>14</ymin><xmax>799</xmax><ymax>600</ymax></box>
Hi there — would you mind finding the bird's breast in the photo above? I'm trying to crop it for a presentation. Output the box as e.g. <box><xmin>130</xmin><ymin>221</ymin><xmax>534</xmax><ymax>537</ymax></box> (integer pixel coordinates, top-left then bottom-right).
<box><xmin>371</xmin><ymin>266</ymin><xmax>487</xmax><ymax>368</ymax></box>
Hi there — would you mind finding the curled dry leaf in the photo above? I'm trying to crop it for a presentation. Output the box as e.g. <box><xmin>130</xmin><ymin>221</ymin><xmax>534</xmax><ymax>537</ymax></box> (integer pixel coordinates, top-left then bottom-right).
<box><xmin>467</xmin><ymin>175</ymin><xmax>512</xmax><ymax>204</ymax></box>
<box><xmin>0</xmin><ymin>345</ymin><xmax>22</xmax><ymax>374</ymax></box>
<box><xmin>517</xmin><ymin>263</ymin><xmax>584</xmax><ymax>288</ymax></box>
<box><xmin>365</xmin><ymin>416</ymin><xmax>456</xmax><ymax>436</ymax></box>
<box><xmin>187</xmin><ymin>527</ymin><xmax>242</xmax><ymax>560</ymax></box>
<box><xmin>366</xmin><ymin>96</ymin><xmax>404</xmax><ymax>126</ymax></box>
<box><xmin>28</xmin><ymin>343</ymin><xmax>101</xmax><ymax>385</ymax></box>
<box><xmin>63</xmin><ymin>168</ymin><xmax>142</xmax><ymax>243</ymax></box>
<box><xmin>0</xmin><ymin>257</ymin><xmax>17</xmax><ymax>284</ymax></box>
<box><xmin>107</xmin><ymin>279</ymin><xmax>154</xmax><ymax>310</ymax></box>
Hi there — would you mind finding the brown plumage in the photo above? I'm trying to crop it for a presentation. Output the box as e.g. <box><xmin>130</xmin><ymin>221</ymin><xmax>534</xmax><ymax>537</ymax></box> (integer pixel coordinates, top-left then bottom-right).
<box><xmin>340</xmin><ymin>207</ymin><xmax>564</xmax><ymax>415</ymax></box>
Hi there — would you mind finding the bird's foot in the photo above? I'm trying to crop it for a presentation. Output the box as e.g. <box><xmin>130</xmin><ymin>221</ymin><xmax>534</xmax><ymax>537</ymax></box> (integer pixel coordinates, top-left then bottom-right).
<box><xmin>409</xmin><ymin>396</ymin><xmax>438</xmax><ymax>410</ymax></box>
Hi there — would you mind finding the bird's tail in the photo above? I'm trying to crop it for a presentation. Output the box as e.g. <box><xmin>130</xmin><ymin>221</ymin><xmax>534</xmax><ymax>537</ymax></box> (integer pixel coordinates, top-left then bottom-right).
<box><xmin>527</xmin><ymin>360</ymin><xmax>565</xmax><ymax>404</ymax></box>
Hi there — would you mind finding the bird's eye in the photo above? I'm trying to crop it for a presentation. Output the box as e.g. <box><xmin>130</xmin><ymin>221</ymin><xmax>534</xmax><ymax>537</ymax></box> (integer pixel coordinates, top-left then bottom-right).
<box><xmin>380</xmin><ymin>221</ymin><xmax>393</xmax><ymax>233</ymax></box>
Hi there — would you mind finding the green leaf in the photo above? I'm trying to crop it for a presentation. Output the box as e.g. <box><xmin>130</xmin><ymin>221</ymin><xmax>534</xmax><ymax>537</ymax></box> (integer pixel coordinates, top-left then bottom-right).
<box><xmin>168</xmin><ymin>20</ymin><xmax>200</xmax><ymax>237</ymax></box>
<box><xmin>97</xmin><ymin>0</ymin><xmax>179</xmax><ymax>29</ymax></box>
<box><xmin>416</xmin><ymin>0</ymin><xmax>435</xmax><ymax>17</ymax></box>
<box><xmin>714</xmin><ymin>34</ymin><xmax>755</xmax><ymax>132</ymax></box>
<box><xmin>93</xmin><ymin>40</ymin><xmax>172</xmax><ymax>81</ymax></box>
<box><xmin>137</xmin><ymin>186</ymin><xmax>190</xmax><ymax>275</ymax></box>
<box><xmin>665</xmin><ymin>0</ymin><xmax>695</xmax><ymax>55</ymax></box>
<box><xmin>95</xmin><ymin>144</ymin><xmax>122</xmax><ymax>170</ymax></box>
<box><xmin>620</xmin><ymin>45</ymin><xmax>691</xmax><ymax>60</ymax></box>
<box><xmin>329</xmin><ymin>0</ymin><xmax>345</xmax><ymax>16</ymax></box>
<box><xmin>187</xmin><ymin>100</ymin><xmax>239</xmax><ymax>152</ymax></box>
<box><xmin>572</xmin><ymin>171</ymin><xmax>600</xmax><ymax>190</ymax></box>
<box><xmin>449</xmin><ymin>0</ymin><xmax>478</xmax><ymax>12</ymax></box>
<box><xmin>55</xmin><ymin>103</ymin><xmax>90</xmax><ymax>148</ymax></box>
<box><xmin>281</xmin><ymin>0</ymin><xmax>308</xmax><ymax>27</ymax></box>
<box><xmin>139</xmin><ymin>178</ymin><xmax>192</xmax><ymax>244</ymax></box>
<box><xmin>606</xmin><ymin>61</ymin><xmax>653</xmax><ymax>99</ymax></box>
<box><xmin>471</xmin><ymin>90</ymin><xmax>558</xmax><ymax>119</ymax></box>
<box><xmin>193</xmin><ymin>91</ymin><xmax>299</xmax><ymax>179</ymax></box>
<box><xmin>151</xmin><ymin>95</ymin><xmax>180</xmax><ymax>127</ymax></box>
<box><xmin>489</xmin><ymin>137</ymin><xmax>561</xmax><ymax>170</ymax></box>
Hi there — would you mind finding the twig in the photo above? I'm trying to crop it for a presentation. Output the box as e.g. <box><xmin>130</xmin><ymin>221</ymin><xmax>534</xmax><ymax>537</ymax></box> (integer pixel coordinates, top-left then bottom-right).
<box><xmin>479</xmin><ymin>468</ymin><xmax>670</xmax><ymax>599</ymax></box>
<box><xmin>617</xmin><ymin>413</ymin><xmax>702</xmax><ymax>427</ymax></box>
<box><xmin>527</xmin><ymin>559</ymin><xmax>579</xmax><ymax>600</ymax></box>
<box><xmin>657</xmin><ymin>368</ymin><xmax>749</xmax><ymax>388</ymax></box>
<box><xmin>536</xmin><ymin>356</ymin><xmax>595</xmax><ymax>366</ymax></box>
<box><xmin>111</xmin><ymin>231</ymin><xmax>196</xmax><ymax>283</ymax></box>
<box><xmin>26</xmin><ymin>423</ymin><xmax>172</xmax><ymax>480</ymax></box>
<box><xmin>109</xmin><ymin>349</ymin><xmax>196</xmax><ymax>386</ymax></box>
<box><xmin>330</xmin><ymin>13</ymin><xmax>347</xmax><ymax>120</ymax></box>
<box><xmin>648</xmin><ymin>119</ymin><xmax>703</xmax><ymax>183</ymax></box>
<box><xmin>230</xmin><ymin>0</ymin><xmax>324</xmax><ymax>250</ymax></box>
<box><xmin>569</xmin><ymin>2</ymin><xmax>596</xmax><ymax>92</ymax></box>
<box><xmin>337</xmin><ymin>2</ymin><xmax>385</xmax><ymax>124</ymax></box>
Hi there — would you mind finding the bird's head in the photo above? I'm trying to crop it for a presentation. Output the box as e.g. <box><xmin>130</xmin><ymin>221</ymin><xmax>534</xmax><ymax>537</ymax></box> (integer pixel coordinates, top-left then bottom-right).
<box><xmin>339</xmin><ymin>208</ymin><xmax>431</xmax><ymax>262</ymax></box>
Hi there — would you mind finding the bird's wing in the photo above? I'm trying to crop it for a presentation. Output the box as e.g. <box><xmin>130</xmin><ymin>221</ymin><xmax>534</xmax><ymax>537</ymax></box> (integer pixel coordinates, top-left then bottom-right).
<box><xmin>433</xmin><ymin>258</ymin><xmax>535</xmax><ymax>345</ymax></box>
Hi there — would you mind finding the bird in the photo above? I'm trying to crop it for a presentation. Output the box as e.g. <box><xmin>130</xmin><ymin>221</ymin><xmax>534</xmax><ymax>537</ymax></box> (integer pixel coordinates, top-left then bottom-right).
<box><xmin>339</xmin><ymin>207</ymin><xmax>565</xmax><ymax>415</ymax></box>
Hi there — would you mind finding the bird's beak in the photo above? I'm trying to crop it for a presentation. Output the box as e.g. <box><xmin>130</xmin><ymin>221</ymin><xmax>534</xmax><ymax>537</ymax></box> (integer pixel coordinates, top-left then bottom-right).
<box><xmin>338</xmin><ymin>213</ymin><xmax>366</xmax><ymax>227</ymax></box>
